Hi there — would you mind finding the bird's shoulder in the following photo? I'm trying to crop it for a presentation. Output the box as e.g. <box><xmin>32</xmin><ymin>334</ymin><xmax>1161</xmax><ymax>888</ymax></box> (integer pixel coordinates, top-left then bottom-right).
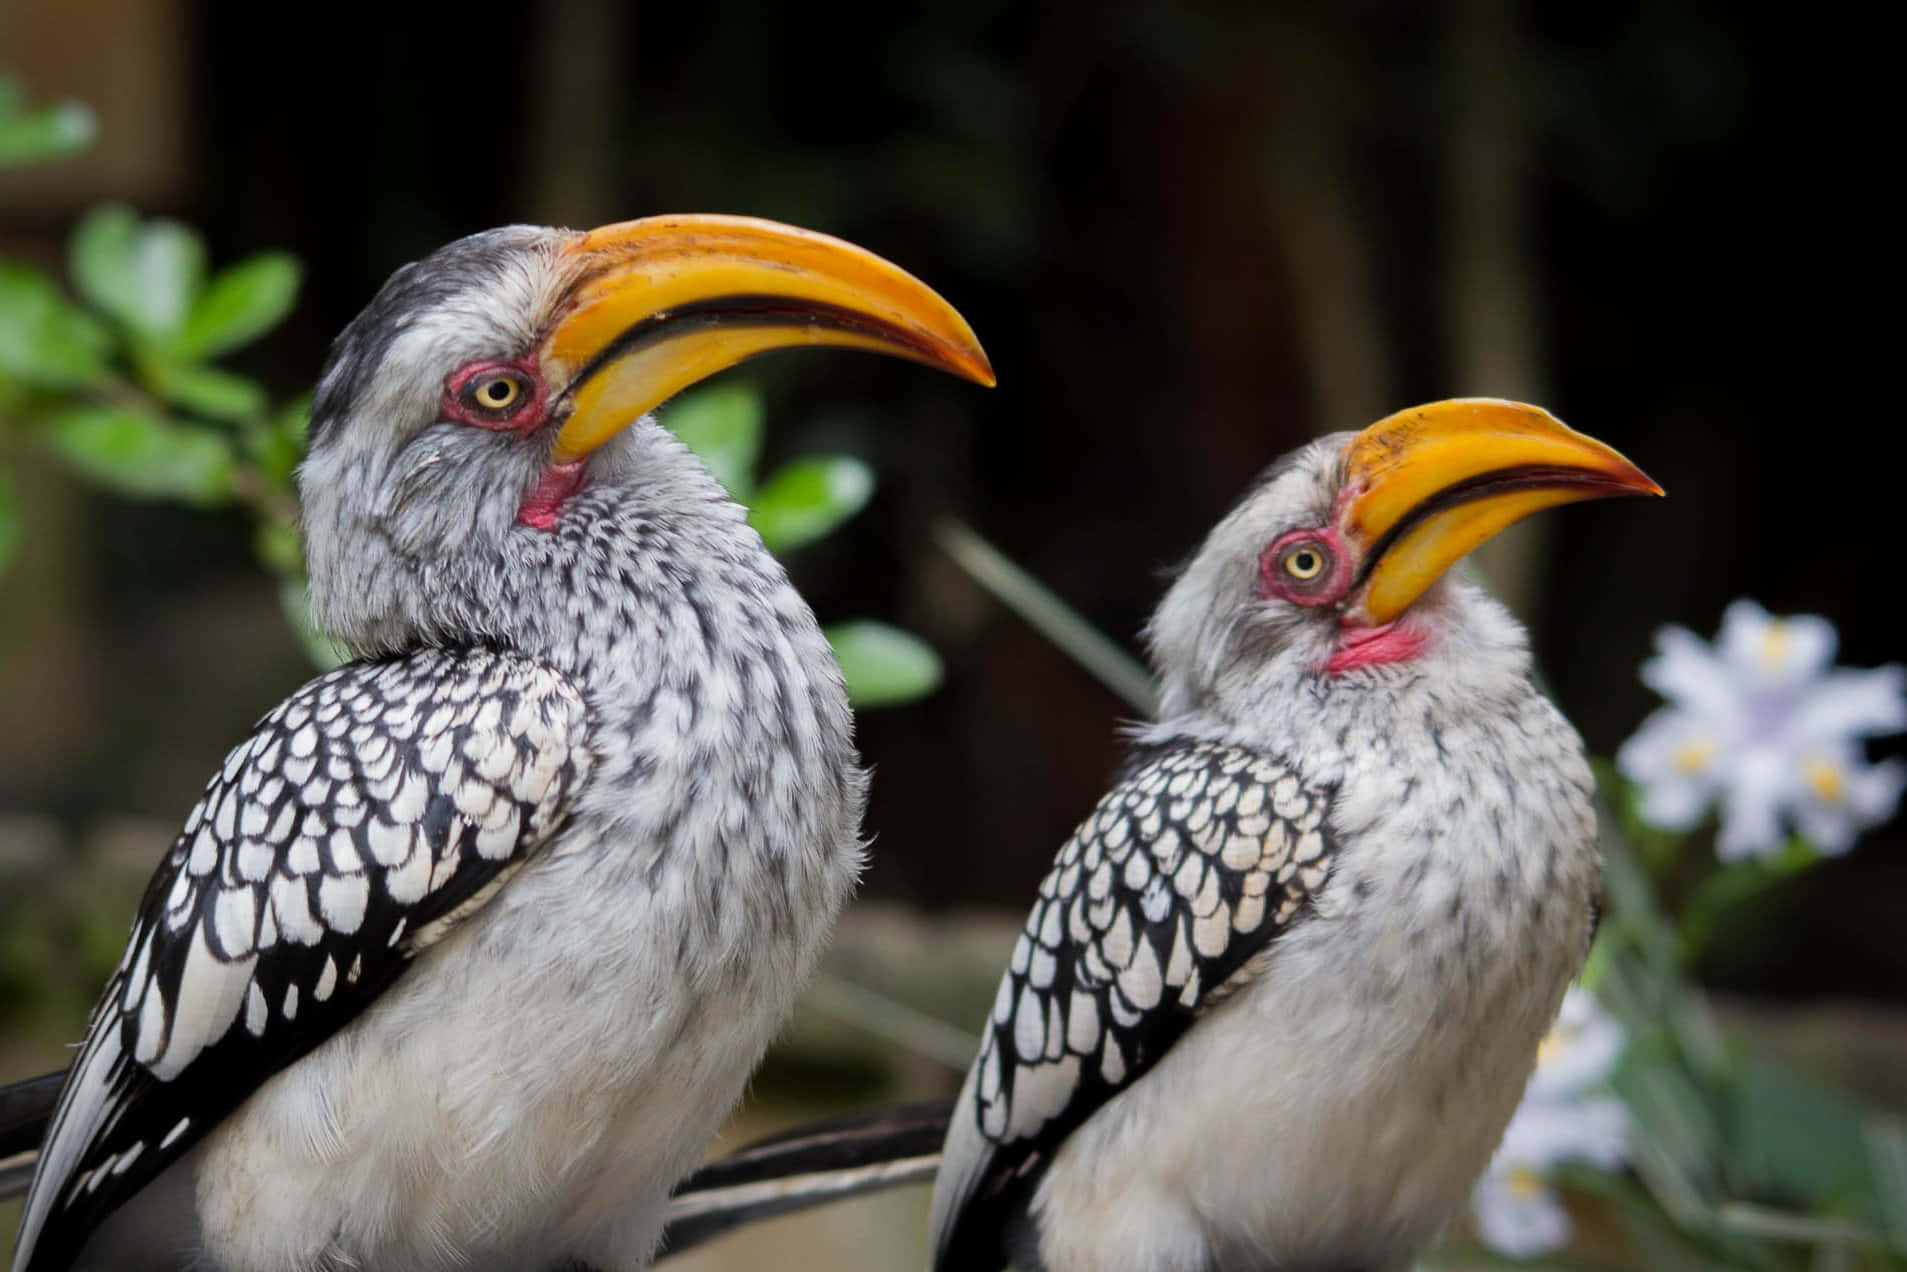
<box><xmin>14</xmin><ymin>645</ymin><xmax>592</xmax><ymax>1272</ymax></box>
<box><xmin>930</xmin><ymin>736</ymin><xmax>1337</xmax><ymax>1270</ymax></box>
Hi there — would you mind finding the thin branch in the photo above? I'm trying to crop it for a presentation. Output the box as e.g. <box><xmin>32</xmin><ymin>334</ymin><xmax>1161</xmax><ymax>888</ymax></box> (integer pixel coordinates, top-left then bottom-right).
<box><xmin>803</xmin><ymin>972</ymin><xmax>979</xmax><ymax>1073</ymax></box>
<box><xmin>934</xmin><ymin>518</ymin><xmax>1159</xmax><ymax>717</ymax></box>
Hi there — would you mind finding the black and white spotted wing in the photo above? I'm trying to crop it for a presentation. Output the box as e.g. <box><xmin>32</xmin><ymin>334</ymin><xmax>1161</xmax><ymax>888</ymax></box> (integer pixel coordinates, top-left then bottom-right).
<box><xmin>930</xmin><ymin>738</ymin><xmax>1336</xmax><ymax>1270</ymax></box>
<box><xmin>14</xmin><ymin>647</ymin><xmax>592</xmax><ymax>1272</ymax></box>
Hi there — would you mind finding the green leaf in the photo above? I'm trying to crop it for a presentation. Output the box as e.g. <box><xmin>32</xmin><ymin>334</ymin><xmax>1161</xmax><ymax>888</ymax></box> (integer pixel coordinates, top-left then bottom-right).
<box><xmin>0</xmin><ymin>94</ymin><xmax>96</xmax><ymax>168</ymax></box>
<box><xmin>244</xmin><ymin>393</ymin><xmax>310</xmax><ymax>490</ymax></box>
<box><xmin>41</xmin><ymin>405</ymin><xmax>236</xmax><ymax>503</ymax></box>
<box><xmin>825</xmin><ymin>620</ymin><xmax>943</xmax><ymax>708</ymax></box>
<box><xmin>69</xmin><ymin>205</ymin><xmax>207</xmax><ymax>341</ymax></box>
<box><xmin>254</xmin><ymin>521</ymin><xmax>303</xmax><ymax>577</ymax></box>
<box><xmin>1729</xmin><ymin>1059</ymin><xmax>1876</xmax><ymax>1213</ymax></box>
<box><xmin>0</xmin><ymin>262</ymin><xmax>113</xmax><ymax>387</ymax></box>
<box><xmin>279</xmin><ymin>577</ymin><xmax>348</xmax><ymax>671</ymax></box>
<box><xmin>662</xmin><ymin>383</ymin><xmax>762</xmax><ymax>498</ymax></box>
<box><xmin>181</xmin><ymin>253</ymin><xmax>301</xmax><ymax>359</ymax></box>
<box><xmin>141</xmin><ymin>357</ymin><xmax>268</xmax><ymax>421</ymax></box>
<box><xmin>749</xmin><ymin>456</ymin><xmax>874</xmax><ymax>552</ymax></box>
<box><xmin>0</xmin><ymin>468</ymin><xmax>20</xmax><ymax>579</ymax></box>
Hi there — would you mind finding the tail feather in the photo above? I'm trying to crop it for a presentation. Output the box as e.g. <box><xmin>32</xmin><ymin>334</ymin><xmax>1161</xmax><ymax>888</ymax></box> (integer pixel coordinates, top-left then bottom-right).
<box><xmin>1</xmin><ymin>1070</ymin><xmax>62</xmax><ymax>1206</ymax></box>
<box><xmin>657</xmin><ymin>1100</ymin><xmax>952</xmax><ymax>1258</ymax></box>
<box><xmin>0</xmin><ymin>1072</ymin><xmax>60</xmax><ymax>1163</ymax></box>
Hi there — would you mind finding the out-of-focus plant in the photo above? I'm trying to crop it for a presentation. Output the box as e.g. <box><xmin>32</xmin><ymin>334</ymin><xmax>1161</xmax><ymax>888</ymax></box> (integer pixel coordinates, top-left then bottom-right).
<box><xmin>940</xmin><ymin>528</ymin><xmax>1907</xmax><ymax>1271</ymax></box>
<box><xmin>1618</xmin><ymin>600</ymin><xmax>1906</xmax><ymax>864</ymax></box>
<box><xmin>0</xmin><ymin>74</ymin><xmax>308</xmax><ymax>599</ymax></box>
<box><xmin>0</xmin><ymin>74</ymin><xmax>938</xmax><ymax>709</ymax></box>
<box><xmin>0</xmin><ymin>73</ymin><xmax>94</xmax><ymax>170</ymax></box>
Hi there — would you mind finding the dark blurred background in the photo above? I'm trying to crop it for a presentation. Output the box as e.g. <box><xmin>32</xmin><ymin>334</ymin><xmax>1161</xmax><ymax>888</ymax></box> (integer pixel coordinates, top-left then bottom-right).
<box><xmin>2</xmin><ymin>0</ymin><xmax>1900</xmax><ymax>1108</ymax></box>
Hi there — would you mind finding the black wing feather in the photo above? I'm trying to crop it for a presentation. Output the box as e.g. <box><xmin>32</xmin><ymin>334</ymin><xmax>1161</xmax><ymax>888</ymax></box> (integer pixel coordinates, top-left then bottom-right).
<box><xmin>14</xmin><ymin>647</ymin><xmax>590</xmax><ymax>1272</ymax></box>
<box><xmin>931</xmin><ymin>738</ymin><xmax>1337</xmax><ymax>1270</ymax></box>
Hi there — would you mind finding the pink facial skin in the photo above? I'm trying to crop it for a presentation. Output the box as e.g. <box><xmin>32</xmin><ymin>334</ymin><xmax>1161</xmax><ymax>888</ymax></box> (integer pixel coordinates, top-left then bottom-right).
<box><xmin>519</xmin><ymin>461</ymin><xmax>588</xmax><ymax>530</ymax></box>
<box><xmin>1324</xmin><ymin>620</ymin><xmax>1428</xmax><ymax>674</ymax></box>
<box><xmin>1258</xmin><ymin>524</ymin><xmax>1429</xmax><ymax>674</ymax></box>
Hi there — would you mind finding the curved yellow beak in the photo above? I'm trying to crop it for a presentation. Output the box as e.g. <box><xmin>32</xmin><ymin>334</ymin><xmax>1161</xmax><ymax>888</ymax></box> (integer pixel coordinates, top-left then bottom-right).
<box><xmin>539</xmin><ymin>214</ymin><xmax>995</xmax><ymax>465</ymax></box>
<box><xmin>1342</xmin><ymin>399</ymin><xmax>1662</xmax><ymax>625</ymax></box>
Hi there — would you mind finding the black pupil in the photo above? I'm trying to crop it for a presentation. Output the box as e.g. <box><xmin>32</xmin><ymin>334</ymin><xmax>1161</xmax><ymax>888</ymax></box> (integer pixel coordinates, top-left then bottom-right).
<box><xmin>1293</xmin><ymin>551</ymin><xmax>1317</xmax><ymax>573</ymax></box>
<box><xmin>484</xmin><ymin>380</ymin><xmax>512</xmax><ymax>403</ymax></box>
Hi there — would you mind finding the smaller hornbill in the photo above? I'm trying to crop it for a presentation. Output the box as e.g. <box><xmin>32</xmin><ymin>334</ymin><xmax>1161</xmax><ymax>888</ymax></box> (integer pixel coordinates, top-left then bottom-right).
<box><xmin>7</xmin><ymin>216</ymin><xmax>990</xmax><ymax>1272</ymax></box>
<box><xmin>929</xmin><ymin>401</ymin><xmax>1659</xmax><ymax>1271</ymax></box>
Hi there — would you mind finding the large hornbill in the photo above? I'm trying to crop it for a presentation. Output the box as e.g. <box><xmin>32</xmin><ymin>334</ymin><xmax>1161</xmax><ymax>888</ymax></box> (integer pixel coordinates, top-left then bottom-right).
<box><xmin>928</xmin><ymin>401</ymin><xmax>1659</xmax><ymax>1271</ymax></box>
<box><xmin>6</xmin><ymin>215</ymin><xmax>991</xmax><ymax>1272</ymax></box>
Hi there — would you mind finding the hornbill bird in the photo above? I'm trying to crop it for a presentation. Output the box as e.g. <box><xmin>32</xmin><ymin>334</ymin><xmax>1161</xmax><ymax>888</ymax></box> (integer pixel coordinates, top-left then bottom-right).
<box><xmin>6</xmin><ymin>215</ymin><xmax>991</xmax><ymax>1272</ymax></box>
<box><xmin>928</xmin><ymin>401</ymin><xmax>1659</xmax><ymax>1271</ymax></box>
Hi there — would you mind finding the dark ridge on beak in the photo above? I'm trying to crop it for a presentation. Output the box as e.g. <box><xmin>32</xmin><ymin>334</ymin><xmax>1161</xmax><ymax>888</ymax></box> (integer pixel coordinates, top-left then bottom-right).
<box><xmin>563</xmin><ymin>293</ymin><xmax>960</xmax><ymax>400</ymax></box>
<box><xmin>1353</xmin><ymin>464</ymin><xmax>1659</xmax><ymax>590</ymax></box>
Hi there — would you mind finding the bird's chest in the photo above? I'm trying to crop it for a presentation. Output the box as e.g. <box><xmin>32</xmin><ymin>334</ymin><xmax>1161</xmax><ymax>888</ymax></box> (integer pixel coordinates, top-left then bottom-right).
<box><xmin>1231</xmin><ymin>696</ymin><xmax>1595</xmax><ymax>1260</ymax></box>
<box><xmin>1050</xmin><ymin>694</ymin><xmax>1599</xmax><ymax>1270</ymax></box>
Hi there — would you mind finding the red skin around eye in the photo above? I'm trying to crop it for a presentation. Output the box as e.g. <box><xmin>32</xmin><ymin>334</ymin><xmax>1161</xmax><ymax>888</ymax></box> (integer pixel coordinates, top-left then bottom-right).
<box><xmin>1258</xmin><ymin>526</ymin><xmax>1352</xmax><ymax>607</ymax></box>
<box><xmin>441</xmin><ymin>359</ymin><xmax>549</xmax><ymax>433</ymax></box>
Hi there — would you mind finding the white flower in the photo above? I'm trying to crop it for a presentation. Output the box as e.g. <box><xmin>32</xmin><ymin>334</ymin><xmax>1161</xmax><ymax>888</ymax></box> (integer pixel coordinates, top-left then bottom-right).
<box><xmin>1618</xmin><ymin>599</ymin><xmax>1907</xmax><ymax>861</ymax></box>
<box><xmin>1471</xmin><ymin>989</ymin><xmax>1628</xmax><ymax>1258</ymax></box>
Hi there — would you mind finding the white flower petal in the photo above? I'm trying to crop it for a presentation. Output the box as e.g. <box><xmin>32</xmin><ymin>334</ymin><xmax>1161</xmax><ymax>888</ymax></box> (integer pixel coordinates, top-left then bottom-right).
<box><xmin>1793</xmin><ymin>757</ymin><xmax>1906</xmax><ymax>855</ymax></box>
<box><xmin>1718</xmin><ymin>600</ymin><xmax>1837</xmax><ymax>689</ymax></box>
<box><xmin>1716</xmin><ymin>748</ymin><xmax>1790</xmax><ymax>862</ymax></box>
<box><xmin>1635</xmin><ymin>775</ymin><xmax>1717</xmax><ymax>832</ymax></box>
<box><xmin>1473</xmin><ymin>1167</ymin><xmax>1572</xmax><ymax>1258</ymax></box>
<box><xmin>1787</xmin><ymin>666</ymin><xmax>1907</xmax><ymax>746</ymax></box>
<box><xmin>1846</xmin><ymin>757</ymin><xmax>1907</xmax><ymax>823</ymax></box>
<box><xmin>1499</xmin><ymin>1098</ymin><xmax>1618</xmax><ymax>1170</ymax></box>
<box><xmin>1527</xmin><ymin>990</ymin><xmax>1626</xmax><ymax>1099</ymax></box>
<box><xmin>1619</xmin><ymin>709</ymin><xmax>1728</xmax><ymax>830</ymax></box>
<box><xmin>1641</xmin><ymin>627</ymin><xmax>1738</xmax><ymax>718</ymax></box>
<box><xmin>1567</xmin><ymin>1096</ymin><xmax>1632</xmax><ymax>1170</ymax></box>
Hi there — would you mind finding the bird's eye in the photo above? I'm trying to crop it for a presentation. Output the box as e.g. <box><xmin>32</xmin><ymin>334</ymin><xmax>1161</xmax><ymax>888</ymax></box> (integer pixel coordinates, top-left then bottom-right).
<box><xmin>1282</xmin><ymin>542</ymin><xmax>1330</xmax><ymax>581</ymax></box>
<box><xmin>464</xmin><ymin>373</ymin><xmax>527</xmax><ymax>414</ymax></box>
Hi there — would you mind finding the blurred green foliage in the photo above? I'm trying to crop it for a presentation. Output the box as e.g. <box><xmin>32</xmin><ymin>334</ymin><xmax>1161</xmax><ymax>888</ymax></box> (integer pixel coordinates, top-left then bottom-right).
<box><xmin>0</xmin><ymin>195</ymin><xmax>307</xmax><ymax>586</ymax></box>
<box><xmin>0</xmin><ymin>73</ymin><xmax>93</xmax><ymax>170</ymax></box>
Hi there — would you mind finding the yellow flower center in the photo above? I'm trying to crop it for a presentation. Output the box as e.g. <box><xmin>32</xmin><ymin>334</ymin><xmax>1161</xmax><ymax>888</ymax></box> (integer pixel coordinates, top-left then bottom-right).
<box><xmin>1505</xmin><ymin>1164</ymin><xmax>1547</xmax><ymax>1202</ymax></box>
<box><xmin>1674</xmin><ymin>738</ymin><xmax>1718</xmax><ymax>775</ymax></box>
<box><xmin>1759</xmin><ymin>621</ymin><xmax>1790</xmax><ymax>670</ymax></box>
<box><xmin>1803</xmin><ymin>756</ymin><xmax>1846</xmax><ymax>805</ymax></box>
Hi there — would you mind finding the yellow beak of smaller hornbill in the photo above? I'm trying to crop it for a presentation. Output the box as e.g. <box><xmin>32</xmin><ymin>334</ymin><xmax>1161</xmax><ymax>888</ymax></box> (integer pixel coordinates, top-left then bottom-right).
<box><xmin>538</xmin><ymin>214</ymin><xmax>995</xmax><ymax>465</ymax></box>
<box><xmin>1340</xmin><ymin>399</ymin><xmax>1662</xmax><ymax>625</ymax></box>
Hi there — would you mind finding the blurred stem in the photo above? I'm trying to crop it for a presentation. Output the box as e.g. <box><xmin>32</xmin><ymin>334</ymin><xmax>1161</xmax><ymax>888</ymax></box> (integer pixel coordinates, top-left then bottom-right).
<box><xmin>1717</xmin><ymin>1203</ymin><xmax>1900</xmax><ymax>1258</ymax></box>
<box><xmin>1675</xmin><ymin>840</ymin><xmax>1813</xmax><ymax>966</ymax></box>
<box><xmin>1421</xmin><ymin>1247</ymin><xmax>1635</xmax><ymax>1271</ymax></box>
<box><xmin>803</xmin><ymin>972</ymin><xmax>978</xmax><ymax>1073</ymax></box>
<box><xmin>934</xmin><ymin>519</ymin><xmax>1160</xmax><ymax>717</ymax></box>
